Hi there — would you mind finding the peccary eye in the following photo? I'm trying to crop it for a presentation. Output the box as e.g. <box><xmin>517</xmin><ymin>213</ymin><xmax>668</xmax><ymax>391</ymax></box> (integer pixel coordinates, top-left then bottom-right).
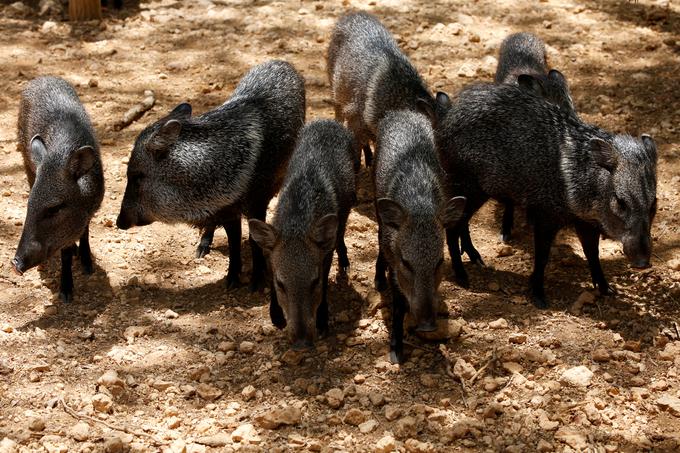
<box><xmin>45</xmin><ymin>203</ymin><xmax>65</xmax><ymax>217</ymax></box>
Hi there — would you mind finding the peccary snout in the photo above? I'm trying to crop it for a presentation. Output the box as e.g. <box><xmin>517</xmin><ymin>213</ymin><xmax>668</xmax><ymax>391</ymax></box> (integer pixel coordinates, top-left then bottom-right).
<box><xmin>623</xmin><ymin>231</ymin><xmax>652</xmax><ymax>269</ymax></box>
<box><xmin>12</xmin><ymin>237</ymin><xmax>44</xmax><ymax>275</ymax></box>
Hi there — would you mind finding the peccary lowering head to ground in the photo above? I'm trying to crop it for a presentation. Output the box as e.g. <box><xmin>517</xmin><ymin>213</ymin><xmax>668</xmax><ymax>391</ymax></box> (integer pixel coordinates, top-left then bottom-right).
<box><xmin>249</xmin><ymin>120</ymin><xmax>357</xmax><ymax>351</ymax></box>
<box><xmin>327</xmin><ymin>11</ymin><xmax>442</xmax><ymax>166</ymax></box>
<box><xmin>374</xmin><ymin>111</ymin><xmax>465</xmax><ymax>363</ymax></box>
<box><xmin>12</xmin><ymin>76</ymin><xmax>104</xmax><ymax>303</ymax></box>
<box><xmin>116</xmin><ymin>60</ymin><xmax>305</xmax><ymax>291</ymax></box>
<box><xmin>436</xmin><ymin>83</ymin><xmax>657</xmax><ymax>308</ymax></box>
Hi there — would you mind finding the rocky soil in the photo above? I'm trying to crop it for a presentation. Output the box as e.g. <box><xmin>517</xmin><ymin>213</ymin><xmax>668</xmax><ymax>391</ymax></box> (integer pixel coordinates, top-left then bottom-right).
<box><xmin>0</xmin><ymin>0</ymin><xmax>679</xmax><ymax>452</ymax></box>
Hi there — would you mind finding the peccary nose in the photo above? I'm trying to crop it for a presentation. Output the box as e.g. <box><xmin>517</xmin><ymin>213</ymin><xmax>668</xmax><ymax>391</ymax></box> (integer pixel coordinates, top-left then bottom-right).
<box><xmin>415</xmin><ymin>319</ymin><xmax>437</xmax><ymax>332</ymax></box>
<box><xmin>291</xmin><ymin>338</ymin><xmax>314</xmax><ymax>352</ymax></box>
<box><xmin>11</xmin><ymin>257</ymin><xmax>25</xmax><ymax>276</ymax></box>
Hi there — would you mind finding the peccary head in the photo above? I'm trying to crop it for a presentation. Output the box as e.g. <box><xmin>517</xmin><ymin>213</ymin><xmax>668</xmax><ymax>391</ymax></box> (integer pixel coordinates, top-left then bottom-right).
<box><xmin>116</xmin><ymin>103</ymin><xmax>192</xmax><ymax>230</ymax></box>
<box><xmin>517</xmin><ymin>70</ymin><xmax>575</xmax><ymax>113</ymax></box>
<box><xmin>377</xmin><ymin>196</ymin><xmax>465</xmax><ymax>331</ymax></box>
<box><xmin>13</xmin><ymin>136</ymin><xmax>98</xmax><ymax>274</ymax></box>
<box><xmin>587</xmin><ymin>135</ymin><xmax>657</xmax><ymax>268</ymax></box>
<box><xmin>249</xmin><ymin>215</ymin><xmax>338</xmax><ymax>350</ymax></box>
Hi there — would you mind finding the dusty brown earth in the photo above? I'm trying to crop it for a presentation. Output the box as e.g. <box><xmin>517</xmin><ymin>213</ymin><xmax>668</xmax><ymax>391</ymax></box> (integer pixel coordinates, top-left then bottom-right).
<box><xmin>1</xmin><ymin>0</ymin><xmax>679</xmax><ymax>452</ymax></box>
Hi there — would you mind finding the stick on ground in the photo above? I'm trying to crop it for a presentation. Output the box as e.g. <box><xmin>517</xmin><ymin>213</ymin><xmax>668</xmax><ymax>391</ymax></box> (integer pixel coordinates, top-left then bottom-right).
<box><xmin>113</xmin><ymin>90</ymin><xmax>156</xmax><ymax>131</ymax></box>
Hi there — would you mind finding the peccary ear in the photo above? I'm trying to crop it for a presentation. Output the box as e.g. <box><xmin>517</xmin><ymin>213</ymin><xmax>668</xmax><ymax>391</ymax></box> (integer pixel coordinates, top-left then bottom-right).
<box><xmin>29</xmin><ymin>135</ymin><xmax>47</xmax><ymax>167</ymax></box>
<box><xmin>590</xmin><ymin>137</ymin><xmax>618</xmax><ymax>171</ymax></box>
<box><xmin>517</xmin><ymin>74</ymin><xmax>546</xmax><ymax>97</ymax></box>
<box><xmin>415</xmin><ymin>97</ymin><xmax>436</xmax><ymax>123</ymax></box>
<box><xmin>441</xmin><ymin>196</ymin><xmax>466</xmax><ymax>229</ymax></box>
<box><xmin>147</xmin><ymin>119</ymin><xmax>182</xmax><ymax>159</ymax></box>
<box><xmin>640</xmin><ymin>134</ymin><xmax>657</xmax><ymax>162</ymax></box>
<box><xmin>377</xmin><ymin>198</ymin><xmax>406</xmax><ymax>229</ymax></box>
<box><xmin>169</xmin><ymin>103</ymin><xmax>192</xmax><ymax>119</ymax></box>
<box><xmin>248</xmin><ymin>219</ymin><xmax>277</xmax><ymax>255</ymax></box>
<box><xmin>548</xmin><ymin>69</ymin><xmax>568</xmax><ymax>87</ymax></box>
<box><xmin>68</xmin><ymin>145</ymin><xmax>96</xmax><ymax>178</ymax></box>
<box><xmin>436</xmin><ymin>91</ymin><xmax>451</xmax><ymax>109</ymax></box>
<box><xmin>311</xmin><ymin>214</ymin><xmax>338</xmax><ymax>252</ymax></box>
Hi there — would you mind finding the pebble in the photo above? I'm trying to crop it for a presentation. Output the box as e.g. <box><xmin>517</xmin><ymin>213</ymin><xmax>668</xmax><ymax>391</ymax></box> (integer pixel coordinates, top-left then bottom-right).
<box><xmin>92</xmin><ymin>393</ymin><xmax>113</xmax><ymax>413</ymax></box>
<box><xmin>650</xmin><ymin>380</ymin><xmax>669</xmax><ymax>391</ymax></box>
<box><xmin>166</xmin><ymin>416</ymin><xmax>181</xmax><ymax>429</ymax></box>
<box><xmin>28</xmin><ymin>417</ymin><xmax>45</xmax><ymax>432</ymax></box>
<box><xmin>218</xmin><ymin>341</ymin><xmax>236</xmax><ymax>352</ymax></box>
<box><xmin>164</xmin><ymin>309</ymin><xmax>179</xmax><ymax>319</ymax></box>
<box><xmin>508</xmin><ymin>333</ymin><xmax>527</xmax><ymax>344</ymax></box>
<box><xmin>0</xmin><ymin>438</ymin><xmax>18</xmax><ymax>452</ymax></box>
<box><xmin>254</xmin><ymin>405</ymin><xmax>302</xmax><ymax>429</ymax></box>
<box><xmin>353</xmin><ymin>374</ymin><xmax>366</xmax><ymax>384</ymax></box>
<box><xmin>374</xmin><ymin>434</ymin><xmax>397</xmax><ymax>453</ymax></box>
<box><xmin>1</xmin><ymin>324</ymin><xmax>13</xmax><ymax>333</ymax></box>
<box><xmin>420</xmin><ymin>373</ymin><xmax>437</xmax><ymax>388</ymax></box>
<box><xmin>44</xmin><ymin>305</ymin><xmax>58</xmax><ymax>316</ymax></box>
<box><xmin>195</xmin><ymin>433</ymin><xmax>230</xmax><ymax>447</ymax></box>
<box><xmin>369</xmin><ymin>391</ymin><xmax>386</xmax><ymax>406</ymax></box>
<box><xmin>239</xmin><ymin>341</ymin><xmax>255</xmax><ymax>354</ymax></box>
<box><xmin>592</xmin><ymin>349</ymin><xmax>611</xmax><ymax>362</ymax></box>
<box><xmin>394</xmin><ymin>416</ymin><xmax>418</xmax><ymax>439</ymax></box>
<box><xmin>453</xmin><ymin>358</ymin><xmax>476</xmax><ymax>380</ymax></box>
<box><xmin>281</xmin><ymin>349</ymin><xmax>304</xmax><ymax>366</ymax></box>
<box><xmin>487</xmin><ymin>281</ymin><xmax>501</xmax><ymax>292</ymax></box>
<box><xmin>325</xmin><ymin>388</ymin><xmax>344</xmax><ymax>409</ymax></box>
<box><xmin>560</xmin><ymin>366</ymin><xmax>594</xmax><ymax>387</ymax></box>
<box><xmin>98</xmin><ymin>370</ymin><xmax>125</xmax><ymax>396</ymax></box>
<box><xmin>69</xmin><ymin>422</ymin><xmax>90</xmax><ymax>441</ymax></box>
<box><xmin>537</xmin><ymin>439</ymin><xmax>553</xmax><ymax>452</ymax></box>
<box><xmin>497</xmin><ymin>245</ymin><xmax>514</xmax><ymax>257</ymax></box>
<box><xmin>489</xmin><ymin>318</ymin><xmax>509</xmax><ymax>329</ymax></box>
<box><xmin>359</xmin><ymin>419</ymin><xmax>378</xmax><ymax>433</ymax></box>
<box><xmin>667</xmin><ymin>258</ymin><xmax>680</xmax><ymax>271</ymax></box>
<box><xmin>343</xmin><ymin>408</ymin><xmax>367</xmax><ymax>426</ymax></box>
<box><xmin>457</xmin><ymin>62</ymin><xmax>477</xmax><ymax>78</ymax></box>
<box><xmin>103</xmin><ymin>436</ymin><xmax>126</xmax><ymax>453</ymax></box>
<box><xmin>384</xmin><ymin>404</ymin><xmax>402</xmax><ymax>421</ymax></box>
<box><xmin>656</xmin><ymin>394</ymin><xmax>680</xmax><ymax>417</ymax></box>
<box><xmin>555</xmin><ymin>426</ymin><xmax>588</xmax><ymax>450</ymax></box>
<box><xmin>230</xmin><ymin>423</ymin><xmax>260</xmax><ymax>444</ymax></box>
<box><xmin>196</xmin><ymin>383</ymin><xmax>222</xmax><ymax>401</ymax></box>
<box><xmin>242</xmin><ymin>385</ymin><xmax>256</xmax><ymax>401</ymax></box>
<box><xmin>405</xmin><ymin>438</ymin><xmax>434</xmax><ymax>453</ymax></box>
<box><xmin>416</xmin><ymin>319</ymin><xmax>462</xmax><ymax>341</ymax></box>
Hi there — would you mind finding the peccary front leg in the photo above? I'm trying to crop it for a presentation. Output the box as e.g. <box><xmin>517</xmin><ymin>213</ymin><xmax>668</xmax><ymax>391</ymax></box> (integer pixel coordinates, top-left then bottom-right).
<box><xmin>269</xmin><ymin>283</ymin><xmax>287</xmax><ymax>329</ymax></box>
<box><xmin>248</xmin><ymin>205</ymin><xmax>268</xmax><ymax>292</ymax></box>
<box><xmin>79</xmin><ymin>224</ymin><xmax>93</xmax><ymax>275</ymax></box>
<box><xmin>501</xmin><ymin>203</ymin><xmax>515</xmax><ymax>243</ymax></box>
<box><xmin>388</xmin><ymin>269</ymin><xmax>407</xmax><ymax>364</ymax></box>
<box><xmin>59</xmin><ymin>244</ymin><xmax>77</xmax><ymax>303</ymax></box>
<box><xmin>224</xmin><ymin>217</ymin><xmax>242</xmax><ymax>289</ymax></box>
<box><xmin>374</xmin><ymin>224</ymin><xmax>388</xmax><ymax>291</ymax></box>
<box><xmin>196</xmin><ymin>224</ymin><xmax>216</xmax><ymax>258</ymax></box>
<box><xmin>447</xmin><ymin>226</ymin><xmax>469</xmax><ymax>288</ymax></box>
<box><xmin>529</xmin><ymin>218</ymin><xmax>558</xmax><ymax>309</ymax></box>
<box><xmin>336</xmin><ymin>207</ymin><xmax>351</xmax><ymax>272</ymax></box>
<box><xmin>460</xmin><ymin>223</ymin><xmax>485</xmax><ymax>266</ymax></box>
<box><xmin>574</xmin><ymin>220</ymin><xmax>613</xmax><ymax>296</ymax></box>
<box><xmin>363</xmin><ymin>144</ymin><xmax>373</xmax><ymax>167</ymax></box>
<box><xmin>317</xmin><ymin>251</ymin><xmax>333</xmax><ymax>338</ymax></box>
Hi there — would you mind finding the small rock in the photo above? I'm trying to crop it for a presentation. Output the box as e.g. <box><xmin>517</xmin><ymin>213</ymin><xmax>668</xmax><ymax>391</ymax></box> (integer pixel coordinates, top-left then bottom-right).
<box><xmin>416</xmin><ymin>318</ymin><xmax>462</xmax><ymax>341</ymax></box>
<box><xmin>164</xmin><ymin>309</ymin><xmax>179</xmax><ymax>319</ymax></box>
<box><xmin>487</xmin><ymin>281</ymin><xmax>500</xmax><ymax>292</ymax></box>
<box><xmin>537</xmin><ymin>439</ymin><xmax>553</xmax><ymax>452</ymax></box>
<box><xmin>453</xmin><ymin>358</ymin><xmax>476</xmax><ymax>380</ymax></box>
<box><xmin>509</xmin><ymin>333</ymin><xmax>527</xmax><ymax>344</ymax></box>
<box><xmin>98</xmin><ymin>370</ymin><xmax>125</xmax><ymax>396</ymax></box>
<box><xmin>239</xmin><ymin>341</ymin><xmax>255</xmax><ymax>354</ymax></box>
<box><xmin>30</xmin><ymin>362</ymin><xmax>50</xmax><ymax>372</ymax></box>
<box><xmin>656</xmin><ymin>394</ymin><xmax>680</xmax><ymax>417</ymax></box>
<box><xmin>254</xmin><ymin>406</ymin><xmax>302</xmax><ymax>429</ymax></box>
<box><xmin>384</xmin><ymin>404</ymin><xmax>402</xmax><ymax>421</ymax></box>
<box><xmin>44</xmin><ymin>305</ymin><xmax>57</xmax><ymax>316</ymax></box>
<box><xmin>375</xmin><ymin>434</ymin><xmax>397</xmax><ymax>453</ymax></box>
<box><xmin>92</xmin><ymin>393</ymin><xmax>113</xmax><ymax>413</ymax></box>
<box><xmin>325</xmin><ymin>388</ymin><xmax>344</xmax><ymax>409</ymax></box>
<box><xmin>538</xmin><ymin>413</ymin><xmax>559</xmax><ymax>431</ymax></box>
<box><xmin>196</xmin><ymin>383</ymin><xmax>222</xmax><ymax>401</ymax></box>
<box><xmin>218</xmin><ymin>341</ymin><xmax>236</xmax><ymax>352</ymax></box>
<box><xmin>195</xmin><ymin>433</ymin><xmax>230</xmax><ymax>447</ymax></box>
<box><xmin>497</xmin><ymin>245</ymin><xmax>514</xmax><ymax>257</ymax></box>
<box><xmin>503</xmin><ymin>361</ymin><xmax>523</xmax><ymax>374</ymax></box>
<box><xmin>1</xmin><ymin>324</ymin><xmax>13</xmax><ymax>333</ymax></box>
<box><xmin>281</xmin><ymin>349</ymin><xmax>304</xmax><ymax>366</ymax></box>
<box><xmin>0</xmin><ymin>438</ymin><xmax>18</xmax><ymax>453</ymax></box>
<box><xmin>667</xmin><ymin>258</ymin><xmax>680</xmax><ymax>271</ymax></box>
<box><xmin>394</xmin><ymin>415</ymin><xmax>418</xmax><ymax>439</ymax></box>
<box><xmin>166</xmin><ymin>416</ymin><xmax>181</xmax><ymax>429</ymax></box>
<box><xmin>369</xmin><ymin>391</ymin><xmax>385</xmax><ymax>406</ymax></box>
<box><xmin>624</xmin><ymin>340</ymin><xmax>641</xmax><ymax>352</ymax></box>
<box><xmin>405</xmin><ymin>438</ymin><xmax>434</xmax><ymax>453</ymax></box>
<box><xmin>592</xmin><ymin>349</ymin><xmax>611</xmax><ymax>362</ymax></box>
<box><xmin>353</xmin><ymin>374</ymin><xmax>366</xmax><ymax>384</ymax></box>
<box><xmin>343</xmin><ymin>408</ymin><xmax>367</xmax><ymax>426</ymax></box>
<box><xmin>242</xmin><ymin>385</ymin><xmax>256</xmax><ymax>401</ymax></box>
<box><xmin>650</xmin><ymin>380</ymin><xmax>669</xmax><ymax>391</ymax></box>
<box><xmin>468</xmin><ymin>33</ymin><xmax>480</xmax><ymax>43</ymax></box>
<box><xmin>103</xmin><ymin>436</ymin><xmax>126</xmax><ymax>453</ymax></box>
<box><xmin>41</xmin><ymin>20</ymin><xmax>57</xmax><ymax>33</ymax></box>
<box><xmin>489</xmin><ymin>318</ymin><xmax>508</xmax><ymax>329</ymax></box>
<box><xmin>28</xmin><ymin>417</ymin><xmax>45</xmax><ymax>432</ymax></box>
<box><xmin>420</xmin><ymin>373</ymin><xmax>437</xmax><ymax>388</ymax></box>
<box><xmin>123</xmin><ymin>325</ymin><xmax>149</xmax><ymax>344</ymax></box>
<box><xmin>560</xmin><ymin>366</ymin><xmax>594</xmax><ymax>387</ymax></box>
<box><xmin>555</xmin><ymin>426</ymin><xmax>588</xmax><ymax>450</ymax></box>
<box><xmin>88</xmin><ymin>78</ymin><xmax>98</xmax><ymax>88</ymax></box>
<box><xmin>457</xmin><ymin>62</ymin><xmax>477</xmax><ymax>78</ymax></box>
<box><xmin>231</xmin><ymin>423</ymin><xmax>260</xmax><ymax>443</ymax></box>
<box><xmin>69</xmin><ymin>422</ymin><xmax>90</xmax><ymax>441</ymax></box>
<box><xmin>359</xmin><ymin>419</ymin><xmax>378</xmax><ymax>434</ymax></box>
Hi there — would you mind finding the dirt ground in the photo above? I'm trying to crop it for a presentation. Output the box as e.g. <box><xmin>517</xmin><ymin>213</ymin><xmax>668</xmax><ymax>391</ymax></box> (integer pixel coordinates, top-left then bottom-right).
<box><xmin>0</xmin><ymin>0</ymin><xmax>679</xmax><ymax>452</ymax></box>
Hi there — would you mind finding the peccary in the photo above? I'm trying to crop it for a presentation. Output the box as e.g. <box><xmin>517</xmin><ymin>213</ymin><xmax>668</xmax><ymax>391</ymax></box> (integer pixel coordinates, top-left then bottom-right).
<box><xmin>116</xmin><ymin>60</ymin><xmax>305</xmax><ymax>291</ymax></box>
<box><xmin>327</xmin><ymin>11</ymin><xmax>441</xmax><ymax>166</ymax></box>
<box><xmin>374</xmin><ymin>110</ymin><xmax>465</xmax><ymax>363</ymax></box>
<box><xmin>436</xmin><ymin>83</ymin><xmax>657</xmax><ymax>308</ymax></box>
<box><xmin>249</xmin><ymin>120</ymin><xmax>357</xmax><ymax>350</ymax></box>
<box><xmin>12</xmin><ymin>76</ymin><xmax>104</xmax><ymax>303</ymax></box>
<box><xmin>492</xmin><ymin>32</ymin><xmax>576</xmax><ymax>242</ymax></box>
<box><xmin>101</xmin><ymin>0</ymin><xmax>123</xmax><ymax>9</ymax></box>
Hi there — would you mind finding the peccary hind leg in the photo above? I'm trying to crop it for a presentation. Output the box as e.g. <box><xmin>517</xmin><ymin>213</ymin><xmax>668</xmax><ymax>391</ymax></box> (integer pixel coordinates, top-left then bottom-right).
<box><xmin>529</xmin><ymin>217</ymin><xmax>558</xmax><ymax>309</ymax></box>
<box><xmin>388</xmin><ymin>269</ymin><xmax>407</xmax><ymax>364</ymax></box>
<box><xmin>248</xmin><ymin>204</ymin><xmax>268</xmax><ymax>292</ymax></box>
<box><xmin>575</xmin><ymin>220</ymin><xmax>613</xmax><ymax>296</ymax></box>
<box><xmin>196</xmin><ymin>224</ymin><xmax>216</xmax><ymax>258</ymax></box>
<box><xmin>60</xmin><ymin>244</ymin><xmax>78</xmax><ymax>303</ymax></box>
<box><xmin>224</xmin><ymin>217</ymin><xmax>242</xmax><ymax>289</ymax></box>
<box><xmin>336</xmin><ymin>207</ymin><xmax>351</xmax><ymax>272</ymax></box>
<box><xmin>79</xmin><ymin>224</ymin><xmax>93</xmax><ymax>275</ymax></box>
<box><xmin>501</xmin><ymin>203</ymin><xmax>515</xmax><ymax>242</ymax></box>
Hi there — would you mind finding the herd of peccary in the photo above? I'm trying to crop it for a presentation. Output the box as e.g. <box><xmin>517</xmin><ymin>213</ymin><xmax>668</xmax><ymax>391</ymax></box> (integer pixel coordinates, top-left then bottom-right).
<box><xmin>10</xmin><ymin>12</ymin><xmax>658</xmax><ymax>364</ymax></box>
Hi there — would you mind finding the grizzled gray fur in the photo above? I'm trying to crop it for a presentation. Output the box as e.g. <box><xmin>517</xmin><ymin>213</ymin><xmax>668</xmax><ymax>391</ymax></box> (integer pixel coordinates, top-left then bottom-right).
<box><xmin>436</xmin><ymin>83</ymin><xmax>657</xmax><ymax>308</ymax></box>
<box><xmin>13</xmin><ymin>76</ymin><xmax>104</xmax><ymax>303</ymax></box>
<box><xmin>327</xmin><ymin>11</ymin><xmax>439</xmax><ymax>166</ymax></box>
<box><xmin>117</xmin><ymin>60</ymin><xmax>305</xmax><ymax>291</ymax></box>
<box><xmin>249</xmin><ymin>120</ymin><xmax>357</xmax><ymax>350</ymax></box>
<box><xmin>374</xmin><ymin>110</ymin><xmax>465</xmax><ymax>363</ymax></box>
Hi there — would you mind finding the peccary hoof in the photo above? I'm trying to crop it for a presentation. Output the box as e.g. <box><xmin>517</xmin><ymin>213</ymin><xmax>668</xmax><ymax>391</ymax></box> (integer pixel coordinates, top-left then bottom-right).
<box><xmin>389</xmin><ymin>349</ymin><xmax>404</xmax><ymax>364</ymax></box>
<box><xmin>531</xmin><ymin>295</ymin><xmax>549</xmax><ymax>309</ymax></box>
<box><xmin>195</xmin><ymin>244</ymin><xmax>211</xmax><ymax>259</ymax></box>
<box><xmin>59</xmin><ymin>290</ymin><xmax>73</xmax><ymax>304</ymax></box>
<box><xmin>374</xmin><ymin>277</ymin><xmax>388</xmax><ymax>292</ymax></box>
<box><xmin>501</xmin><ymin>232</ymin><xmax>512</xmax><ymax>243</ymax></box>
<box><xmin>225</xmin><ymin>273</ymin><xmax>241</xmax><ymax>290</ymax></box>
<box><xmin>81</xmin><ymin>258</ymin><xmax>94</xmax><ymax>275</ymax></box>
<box><xmin>597</xmin><ymin>282</ymin><xmax>616</xmax><ymax>297</ymax></box>
<box><xmin>454</xmin><ymin>272</ymin><xmax>470</xmax><ymax>289</ymax></box>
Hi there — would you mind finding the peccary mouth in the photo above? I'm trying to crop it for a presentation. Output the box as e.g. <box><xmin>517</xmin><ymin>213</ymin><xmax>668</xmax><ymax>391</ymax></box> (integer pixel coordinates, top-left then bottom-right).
<box><xmin>11</xmin><ymin>258</ymin><xmax>25</xmax><ymax>276</ymax></box>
